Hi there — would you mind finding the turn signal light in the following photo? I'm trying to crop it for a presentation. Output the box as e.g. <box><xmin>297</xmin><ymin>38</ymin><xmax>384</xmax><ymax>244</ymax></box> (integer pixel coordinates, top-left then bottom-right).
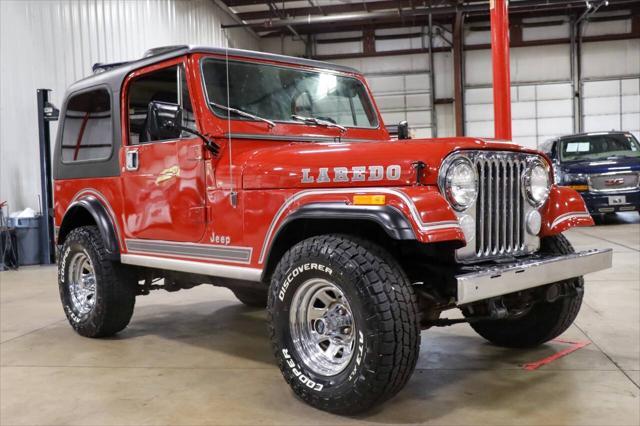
<box><xmin>568</xmin><ymin>184</ymin><xmax>588</xmax><ymax>191</ymax></box>
<box><xmin>353</xmin><ymin>195</ymin><xmax>386</xmax><ymax>205</ymax></box>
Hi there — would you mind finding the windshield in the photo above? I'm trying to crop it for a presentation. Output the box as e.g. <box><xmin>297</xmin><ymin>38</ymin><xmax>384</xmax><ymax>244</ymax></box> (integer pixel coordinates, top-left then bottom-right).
<box><xmin>201</xmin><ymin>58</ymin><xmax>378</xmax><ymax>129</ymax></box>
<box><xmin>559</xmin><ymin>133</ymin><xmax>640</xmax><ymax>162</ymax></box>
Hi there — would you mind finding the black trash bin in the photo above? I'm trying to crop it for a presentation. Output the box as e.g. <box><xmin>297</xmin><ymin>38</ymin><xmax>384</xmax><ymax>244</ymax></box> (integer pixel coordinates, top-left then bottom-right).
<box><xmin>8</xmin><ymin>216</ymin><xmax>42</xmax><ymax>265</ymax></box>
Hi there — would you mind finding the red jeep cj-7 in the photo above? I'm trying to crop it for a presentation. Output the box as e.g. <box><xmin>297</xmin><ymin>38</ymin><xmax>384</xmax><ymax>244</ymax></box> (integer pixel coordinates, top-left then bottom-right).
<box><xmin>53</xmin><ymin>44</ymin><xmax>612</xmax><ymax>413</ymax></box>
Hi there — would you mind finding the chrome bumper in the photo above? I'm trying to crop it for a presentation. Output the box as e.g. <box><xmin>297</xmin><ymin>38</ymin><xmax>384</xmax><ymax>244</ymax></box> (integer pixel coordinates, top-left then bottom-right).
<box><xmin>456</xmin><ymin>248</ymin><xmax>613</xmax><ymax>305</ymax></box>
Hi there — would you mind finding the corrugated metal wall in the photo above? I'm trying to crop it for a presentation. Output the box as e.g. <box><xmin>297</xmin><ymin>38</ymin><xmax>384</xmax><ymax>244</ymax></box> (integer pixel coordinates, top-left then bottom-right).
<box><xmin>0</xmin><ymin>0</ymin><xmax>257</xmax><ymax>212</ymax></box>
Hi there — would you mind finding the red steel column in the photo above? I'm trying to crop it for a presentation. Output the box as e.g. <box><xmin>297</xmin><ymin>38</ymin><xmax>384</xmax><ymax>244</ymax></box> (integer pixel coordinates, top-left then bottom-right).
<box><xmin>490</xmin><ymin>0</ymin><xmax>512</xmax><ymax>140</ymax></box>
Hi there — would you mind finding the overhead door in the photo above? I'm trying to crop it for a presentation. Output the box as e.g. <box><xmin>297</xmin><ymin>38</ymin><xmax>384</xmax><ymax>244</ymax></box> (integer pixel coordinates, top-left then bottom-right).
<box><xmin>465</xmin><ymin>82</ymin><xmax>574</xmax><ymax>149</ymax></box>
<box><xmin>367</xmin><ymin>72</ymin><xmax>434</xmax><ymax>138</ymax></box>
<box><xmin>582</xmin><ymin>77</ymin><xmax>640</xmax><ymax>140</ymax></box>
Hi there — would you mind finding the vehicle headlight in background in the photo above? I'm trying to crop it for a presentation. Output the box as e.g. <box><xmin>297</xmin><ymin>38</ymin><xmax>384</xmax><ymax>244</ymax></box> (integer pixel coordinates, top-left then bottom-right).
<box><xmin>523</xmin><ymin>160</ymin><xmax>551</xmax><ymax>207</ymax></box>
<box><xmin>445</xmin><ymin>157</ymin><xmax>478</xmax><ymax>211</ymax></box>
<box><xmin>560</xmin><ymin>172</ymin><xmax>589</xmax><ymax>191</ymax></box>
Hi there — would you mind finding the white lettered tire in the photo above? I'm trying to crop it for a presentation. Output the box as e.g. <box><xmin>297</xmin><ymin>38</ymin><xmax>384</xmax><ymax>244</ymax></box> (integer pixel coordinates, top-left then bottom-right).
<box><xmin>268</xmin><ymin>234</ymin><xmax>420</xmax><ymax>414</ymax></box>
<box><xmin>58</xmin><ymin>226</ymin><xmax>135</xmax><ymax>337</ymax></box>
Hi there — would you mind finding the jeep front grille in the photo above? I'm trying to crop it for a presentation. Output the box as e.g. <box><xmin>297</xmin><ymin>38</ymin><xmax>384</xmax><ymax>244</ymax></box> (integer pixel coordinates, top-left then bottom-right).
<box><xmin>445</xmin><ymin>151</ymin><xmax>542</xmax><ymax>262</ymax></box>
<box><xmin>475</xmin><ymin>155</ymin><xmax>526</xmax><ymax>257</ymax></box>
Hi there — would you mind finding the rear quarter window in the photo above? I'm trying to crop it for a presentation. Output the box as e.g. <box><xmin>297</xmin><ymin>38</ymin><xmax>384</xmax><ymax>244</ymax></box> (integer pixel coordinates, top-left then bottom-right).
<box><xmin>61</xmin><ymin>88</ymin><xmax>112</xmax><ymax>163</ymax></box>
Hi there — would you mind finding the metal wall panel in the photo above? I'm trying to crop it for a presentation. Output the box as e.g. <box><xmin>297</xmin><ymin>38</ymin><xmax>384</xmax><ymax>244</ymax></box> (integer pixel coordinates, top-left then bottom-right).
<box><xmin>465</xmin><ymin>83</ymin><xmax>574</xmax><ymax>149</ymax></box>
<box><xmin>583</xmin><ymin>78</ymin><xmax>640</xmax><ymax>140</ymax></box>
<box><xmin>0</xmin><ymin>0</ymin><xmax>257</xmax><ymax>211</ymax></box>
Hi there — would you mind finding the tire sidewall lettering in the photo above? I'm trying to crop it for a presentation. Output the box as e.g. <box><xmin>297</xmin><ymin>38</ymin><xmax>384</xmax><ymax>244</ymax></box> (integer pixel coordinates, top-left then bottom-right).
<box><xmin>273</xmin><ymin>259</ymin><xmax>369</xmax><ymax>394</ymax></box>
<box><xmin>59</xmin><ymin>237</ymin><xmax>94</xmax><ymax>324</ymax></box>
<box><xmin>278</xmin><ymin>262</ymin><xmax>333</xmax><ymax>302</ymax></box>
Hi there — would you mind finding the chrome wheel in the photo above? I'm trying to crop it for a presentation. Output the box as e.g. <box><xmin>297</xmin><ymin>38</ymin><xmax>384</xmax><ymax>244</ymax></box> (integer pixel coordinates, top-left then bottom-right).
<box><xmin>289</xmin><ymin>278</ymin><xmax>356</xmax><ymax>376</ymax></box>
<box><xmin>68</xmin><ymin>251</ymin><xmax>97</xmax><ymax>315</ymax></box>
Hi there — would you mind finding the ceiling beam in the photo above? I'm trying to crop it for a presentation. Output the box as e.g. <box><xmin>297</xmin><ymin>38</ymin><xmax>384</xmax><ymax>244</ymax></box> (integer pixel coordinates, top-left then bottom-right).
<box><xmin>227</xmin><ymin>0</ymin><xmax>638</xmax><ymax>34</ymax></box>
<box><xmin>236</xmin><ymin>0</ymin><xmax>423</xmax><ymax>21</ymax></box>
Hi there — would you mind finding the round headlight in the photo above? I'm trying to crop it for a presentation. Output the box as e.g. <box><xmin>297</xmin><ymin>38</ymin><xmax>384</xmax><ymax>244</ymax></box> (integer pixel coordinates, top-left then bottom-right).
<box><xmin>523</xmin><ymin>160</ymin><xmax>551</xmax><ymax>207</ymax></box>
<box><xmin>445</xmin><ymin>158</ymin><xmax>478</xmax><ymax>211</ymax></box>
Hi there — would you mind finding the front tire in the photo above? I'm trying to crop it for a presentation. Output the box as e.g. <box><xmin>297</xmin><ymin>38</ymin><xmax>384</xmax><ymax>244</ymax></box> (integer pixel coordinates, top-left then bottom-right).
<box><xmin>58</xmin><ymin>226</ymin><xmax>135</xmax><ymax>337</ymax></box>
<box><xmin>467</xmin><ymin>234</ymin><xmax>584</xmax><ymax>348</ymax></box>
<box><xmin>268</xmin><ymin>235</ymin><xmax>420</xmax><ymax>414</ymax></box>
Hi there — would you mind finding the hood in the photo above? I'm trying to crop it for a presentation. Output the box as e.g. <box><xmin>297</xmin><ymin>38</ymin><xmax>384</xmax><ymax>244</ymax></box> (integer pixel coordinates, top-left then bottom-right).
<box><xmin>240</xmin><ymin>137</ymin><xmax>534</xmax><ymax>190</ymax></box>
<box><xmin>560</xmin><ymin>156</ymin><xmax>640</xmax><ymax>175</ymax></box>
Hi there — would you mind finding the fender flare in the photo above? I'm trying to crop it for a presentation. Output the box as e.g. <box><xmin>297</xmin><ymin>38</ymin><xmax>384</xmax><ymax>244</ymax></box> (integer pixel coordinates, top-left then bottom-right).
<box><xmin>282</xmin><ymin>203</ymin><xmax>417</xmax><ymax>240</ymax></box>
<box><xmin>261</xmin><ymin>202</ymin><xmax>416</xmax><ymax>280</ymax></box>
<box><xmin>58</xmin><ymin>196</ymin><xmax>120</xmax><ymax>259</ymax></box>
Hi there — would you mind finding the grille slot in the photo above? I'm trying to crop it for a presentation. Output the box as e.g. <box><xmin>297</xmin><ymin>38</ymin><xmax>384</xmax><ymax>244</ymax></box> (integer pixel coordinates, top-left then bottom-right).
<box><xmin>474</xmin><ymin>155</ymin><xmax>527</xmax><ymax>258</ymax></box>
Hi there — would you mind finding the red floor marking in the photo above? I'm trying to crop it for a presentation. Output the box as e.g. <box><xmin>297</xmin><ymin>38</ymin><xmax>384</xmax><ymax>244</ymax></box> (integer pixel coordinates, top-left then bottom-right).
<box><xmin>522</xmin><ymin>339</ymin><xmax>591</xmax><ymax>371</ymax></box>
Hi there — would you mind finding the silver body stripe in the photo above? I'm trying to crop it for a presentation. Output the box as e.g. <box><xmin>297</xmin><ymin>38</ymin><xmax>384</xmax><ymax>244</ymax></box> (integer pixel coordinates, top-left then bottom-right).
<box><xmin>257</xmin><ymin>188</ymin><xmax>462</xmax><ymax>264</ymax></box>
<box><xmin>126</xmin><ymin>239</ymin><xmax>252</xmax><ymax>264</ymax></box>
<box><xmin>121</xmin><ymin>254</ymin><xmax>262</xmax><ymax>282</ymax></box>
<box><xmin>550</xmin><ymin>212</ymin><xmax>591</xmax><ymax>229</ymax></box>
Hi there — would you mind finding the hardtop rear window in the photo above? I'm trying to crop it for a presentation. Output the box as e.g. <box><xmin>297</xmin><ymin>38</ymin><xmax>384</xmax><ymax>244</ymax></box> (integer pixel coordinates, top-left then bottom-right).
<box><xmin>61</xmin><ymin>88</ymin><xmax>112</xmax><ymax>163</ymax></box>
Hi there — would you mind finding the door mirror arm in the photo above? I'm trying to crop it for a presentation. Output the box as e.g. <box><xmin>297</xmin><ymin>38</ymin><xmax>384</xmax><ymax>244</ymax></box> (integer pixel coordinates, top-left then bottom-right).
<box><xmin>147</xmin><ymin>101</ymin><xmax>220</xmax><ymax>156</ymax></box>
<box><xmin>177</xmin><ymin>126</ymin><xmax>220</xmax><ymax>157</ymax></box>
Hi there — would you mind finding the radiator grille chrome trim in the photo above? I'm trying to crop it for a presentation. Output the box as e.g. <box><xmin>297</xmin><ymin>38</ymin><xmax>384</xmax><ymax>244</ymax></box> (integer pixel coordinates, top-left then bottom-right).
<box><xmin>440</xmin><ymin>151</ymin><xmax>545</xmax><ymax>263</ymax></box>
<box><xmin>588</xmin><ymin>172</ymin><xmax>640</xmax><ymax>193</ymax></box>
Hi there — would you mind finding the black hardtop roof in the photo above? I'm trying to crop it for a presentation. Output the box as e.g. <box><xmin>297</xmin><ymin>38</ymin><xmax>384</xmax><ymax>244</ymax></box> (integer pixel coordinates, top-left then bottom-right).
<box><xmin>66</xmin><ymin>45</ymin><xmax>361</xmax><ymax>95</ymax></box>
<box><xmin>555</xmin><ymin>131</ymin><xmax>631</xmax><ymax>140</ymax></box>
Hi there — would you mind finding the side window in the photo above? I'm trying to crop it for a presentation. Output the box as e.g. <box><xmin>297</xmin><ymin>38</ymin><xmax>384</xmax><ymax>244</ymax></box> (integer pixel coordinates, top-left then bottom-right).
<box><xmin>61</xmin><ymin>89</ymin><xmax>112</xmax><ymax>162</ymax></box>
<box><xmin>127</xmin><ymin>65</ymin><xmax>196</xmax><ymax>144</ymax></box>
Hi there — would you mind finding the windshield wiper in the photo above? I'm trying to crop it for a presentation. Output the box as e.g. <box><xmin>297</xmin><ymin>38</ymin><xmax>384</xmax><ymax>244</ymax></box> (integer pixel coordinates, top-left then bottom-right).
<box><xmin>209</xmin><ymin>101</ymin><xmax>275</xmax><ymax>129</ymax></box>
<box><xmin>291</xmin><ymin>115</ymin><xmax>347</xmax><ymax>133</ymax></box>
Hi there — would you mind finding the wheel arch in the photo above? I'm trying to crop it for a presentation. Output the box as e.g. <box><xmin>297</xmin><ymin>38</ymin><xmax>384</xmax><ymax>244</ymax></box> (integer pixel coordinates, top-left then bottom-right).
<box><xmin>261</xmin><ymin>203</ymin><xmax>416</xmax><ymax>282</ymax></box>
<box><xmin>58</xmin><ymin>197</ymin><xmax>120</xmax><ymax>260</ymax></box>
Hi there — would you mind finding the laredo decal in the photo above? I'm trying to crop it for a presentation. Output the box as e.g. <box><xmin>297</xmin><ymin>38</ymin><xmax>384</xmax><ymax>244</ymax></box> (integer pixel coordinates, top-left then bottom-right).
<box><xmin>301</xmin><ymin>165</ymin><xmax>401</xmax><ymax>184</ymax></box>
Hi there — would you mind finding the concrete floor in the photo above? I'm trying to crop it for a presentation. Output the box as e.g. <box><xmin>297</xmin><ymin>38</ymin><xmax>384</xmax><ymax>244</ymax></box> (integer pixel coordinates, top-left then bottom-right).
<box><xmin>1</xmin><ymin>214</ymin><xmax>639</xmax><ymax>426</ymax></box>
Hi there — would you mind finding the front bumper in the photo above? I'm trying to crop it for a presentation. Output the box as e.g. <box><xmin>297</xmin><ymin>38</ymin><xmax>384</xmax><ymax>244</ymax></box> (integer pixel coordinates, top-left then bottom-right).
<box><xmin>580</xmin><ymin>189</ymin><xmax>640</xmax><ymax>214</ymax></box>
<box><xmin>455</xmin><ymin>248</ymin><xmax>613</xmax><ymax>305</ymax></box>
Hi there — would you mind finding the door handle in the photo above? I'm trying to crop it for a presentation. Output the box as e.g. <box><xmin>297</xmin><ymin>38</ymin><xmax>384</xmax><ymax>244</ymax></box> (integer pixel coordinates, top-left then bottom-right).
<box><xmin>126</xmin><ymin>150</ymin><xmax>138</xmax><ymax>171</ymax></box>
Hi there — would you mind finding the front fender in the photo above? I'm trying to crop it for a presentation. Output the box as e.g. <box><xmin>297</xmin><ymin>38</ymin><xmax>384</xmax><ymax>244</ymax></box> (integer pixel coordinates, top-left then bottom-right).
<box><xmin>540</xmin><ymin>185</ymin><xmax>594</xmax><ymax>236</ymax></box>
<box><xmin>259</xmin><ymin>186</ymin><xmax>465</xmax><ymax>266</ymax></box>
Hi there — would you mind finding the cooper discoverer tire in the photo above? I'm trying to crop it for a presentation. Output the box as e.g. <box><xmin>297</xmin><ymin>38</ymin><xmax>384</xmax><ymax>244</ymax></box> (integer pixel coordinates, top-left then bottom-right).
<box><xmin>467</xmin><ymin>234</ymin><xmax>584</xmax><ymax>348</ymax></box>
<box><xmin>232</xmin><ymin>287</ymin><xmax>268</xmax><ymax>308</ymax></box>
<box><xmin>58</xmin><ymin>226</ymin><xmax>135</xmax><ymax>338</ymax></box>
<box><xmin>268</xmin><ymin>234</ymin><xmax>420</xmax><ymax>414</ymax></box>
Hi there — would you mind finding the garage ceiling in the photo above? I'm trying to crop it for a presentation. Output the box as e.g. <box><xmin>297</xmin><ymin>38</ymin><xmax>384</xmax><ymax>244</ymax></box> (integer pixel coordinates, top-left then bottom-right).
<box><xmin>219</xmin><ymin>0</ymin><xmax>640</xmax><ymax>38</ymax></box>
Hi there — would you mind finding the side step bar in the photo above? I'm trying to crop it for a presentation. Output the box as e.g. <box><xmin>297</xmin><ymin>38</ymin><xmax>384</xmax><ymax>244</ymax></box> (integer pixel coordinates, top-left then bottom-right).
<box><xmin>456</xmin><ymin>248</ymin><xmax>613</xmax><ymax>305</ymax></box>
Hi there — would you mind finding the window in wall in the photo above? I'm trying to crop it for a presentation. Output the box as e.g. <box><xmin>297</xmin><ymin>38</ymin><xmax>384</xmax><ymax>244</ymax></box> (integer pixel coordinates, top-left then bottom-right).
<box><xmin>61</xmin><ymin>89</ymin><xmax>112</xmax><ymax>162</ymax></box>
<box><xmin>128</xmin><ymin>65</ymin><xmax>196</xmax><ymax>144</ymax></box>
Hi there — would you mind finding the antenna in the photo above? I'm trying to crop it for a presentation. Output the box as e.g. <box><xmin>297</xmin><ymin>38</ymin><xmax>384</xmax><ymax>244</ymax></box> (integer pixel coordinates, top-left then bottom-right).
<box><xmin>224</xmin><ymin>31</ymin><xmax>238</xmax><ymax>208</ymax></box>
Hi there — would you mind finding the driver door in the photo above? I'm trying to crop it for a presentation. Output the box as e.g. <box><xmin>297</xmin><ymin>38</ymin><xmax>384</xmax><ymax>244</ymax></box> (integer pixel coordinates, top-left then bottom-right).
<box><xmin>121</xmin><ymin>61</ymin><xmax>206</xmax><ymax>242</ymax></box>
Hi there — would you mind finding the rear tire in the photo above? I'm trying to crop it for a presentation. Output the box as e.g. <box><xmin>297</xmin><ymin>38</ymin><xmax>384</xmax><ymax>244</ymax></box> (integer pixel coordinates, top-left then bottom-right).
<box><xmin>467</xmin><ymin>234</ymin><xmax>584</xmax><ymax>348</ymax></box>
<box><xmin>232</xmin><ymin>288</ymin><xmax>268</xmax><ymax>308</ymax></box>
<box><xmin>268</xmin><ymin>234</ymin><xmax>420</xmax><ymax>414</ymax></box>
<box><xmin>58</xmin><ymin>226</ymin><xmax>135</xmax><ymax>338</ymax></box>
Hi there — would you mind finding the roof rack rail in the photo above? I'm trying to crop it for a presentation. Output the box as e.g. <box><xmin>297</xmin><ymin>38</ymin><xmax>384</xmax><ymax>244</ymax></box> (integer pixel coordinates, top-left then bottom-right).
<box><xmin>92</xmin><ymin>61</ymin><xmax>132</xmax><ymax>74</ymax></box>
<box><xmin>142</xmin><ymin>45</ymin><xmax>188</xmax><ymax>58</ymax></box>
<box><xmin>91</xmin><ymin>45</ymin><xmax>189</xmax><ymax>74</ymax></box>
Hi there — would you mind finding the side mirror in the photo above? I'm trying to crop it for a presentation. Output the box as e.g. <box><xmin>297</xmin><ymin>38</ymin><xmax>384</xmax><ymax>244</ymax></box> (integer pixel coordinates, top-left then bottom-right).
<box><xmin>398</xmin><ymin>120</ymin><xmax>410</xmax><ymax>140</ymax></box>
<box><xmin>146</xmin><ymin>101</ymin><xmax>182</xmax><ymax>140</ymax></box>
